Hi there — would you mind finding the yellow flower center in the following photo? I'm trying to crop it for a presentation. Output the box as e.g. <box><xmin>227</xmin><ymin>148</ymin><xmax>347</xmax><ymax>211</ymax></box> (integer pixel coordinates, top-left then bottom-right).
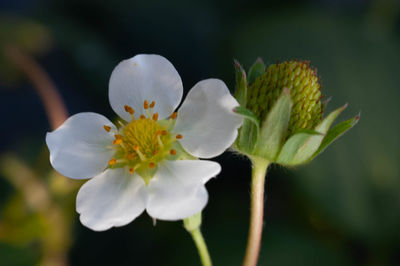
<box><xmin>103</xmin><ymin>100</ymin><xmax>181</xmax><ymax>184</ymax></box>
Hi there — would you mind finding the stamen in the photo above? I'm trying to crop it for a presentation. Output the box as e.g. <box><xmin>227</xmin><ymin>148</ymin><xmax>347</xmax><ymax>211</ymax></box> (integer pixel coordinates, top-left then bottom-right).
<box><xmin>152</xmin><ymin>113</ymin><xmax>159</xmax><ymax>121</ymax></box>
<box><xmin>140</xmin><ymin>114</ymin><xmax>146</xmax><ymax>119</ymax></box>
<box><xmin>124</xmin><ymin>105</ymin><xmax>135</xmax><ymax>115</ymax></box>
<box><xmin>161</xmin><ymin>130</ymin><xmax>168</xmax><ymax>136</ymax></box>
<box><xmin>176</xmin><ymin>134</ymin><xmax>183</xmax><ymax>139</ymax></box>
<box><xmin>149</xmin><ymin>162</ymin><xmax>156</xmax><ymax>168</ymax></box>
<box><xmin>153</xmin><ymin>150</ymin><xmax>159</xmax><ymax>155</ymax></box>
<box><xmin>126</xmin><ymin>153</ymin><xmax>134</xmax><ymax>160</ymax></box>
<box><xmin>157</xmin><ymin>134</ymin><xmax>164</xmax><ymax>148</ymax></box>
<box><xmin>134</xmin><ymin>145</ymin><xmax>146</xmax><ymax>161</ymax></box>
<box><xmin>144</xmin><ymin>100</ymin><xmax>149</xmax><ymax>109</ymax></box>
<box><xmin>115</xmin><ymin>134</ymin><xmax>123</xmax><ymax>139</ymax></box>
<box><xmin>129</xmin><ymin>168</ymin><xmax>135</xmax><ymax>174</ymax></box>
<box><xmin>170</xmin><ymin>149</ymin><xmax>177</xmax><ymax>155</ymax></box>
<box><xmin>150</xmin><ymin>101</ymin><xmax>155</xmax><ymax>108</ymax></box>
<box><xmin>113</xmin><ymin>138</ymin><xmax>123</xmax><ymax>145</ymax></box>
<box><xmin>108</xmin><ymin>158</ymin><xmax>117</xmax><ymax>165</ymax></box>
<box><xmin>170</xmin><ymin>112</ymin><xmax>178</xmax><ymax>119</ymax></box>
<box><xmin>103</xmin><ymin>125</ymin><xmax>111</xmax><ymax>132</ymax></box>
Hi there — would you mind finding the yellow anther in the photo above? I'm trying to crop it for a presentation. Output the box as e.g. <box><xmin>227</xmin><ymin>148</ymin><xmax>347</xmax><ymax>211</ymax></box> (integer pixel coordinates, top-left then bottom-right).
<box><xmin>150</xmin><ymin>101</ymin><xmax>155</xmax><ymax>108</ymax></box>
<box><xmin>103</xmin><ymin>125</ymin><xmax>111</xmax><ymax>132</ymax></box>
<box><xmin>115</xmin><ymin>134</ymin><xmax>123</xmax><ymax>139</ymax></box>
<box><xmin>113</xmin><ymin>138</ymin><xmax>123</xmax><ymax>145</ymax></box>
<box><xmin>108</xmin><ymin>158</ymin><xmax>117</xmax><ymax>165</ymax></box>
<box><xmin>171</xmin><ymin>112</ymin><xmax>178</xmax><ymax>119</ymax></box>
<box><xmin>155</xmin><ymin>130</ymin><xmax>161</xmax><ymax>136</ymax></box>
<box><xmin>152</xmin><ymin>113</ymin><xmax>159</xmax><ymax>121</ymax></box>
<box><xmin>170</xmin><ymin>149</ymin><xmax>177</xmax><ymax>155</ymax></box>
<box><xmin>153</xmin><ymin>150</ymin><xmax>159</xmax><ymax>155</ymax></box>
<box><xmin>149</xmin><ymin>162</ymin><xmax>156</xmax><ymax>168</ymax></box>
<box><xmin>126</xmin><ymin>153</ymin><xmax>134</xmax><ymax>160</ymax></box>
<box><xmin>161</xmin><ymin>130</ymin><xmax>168</xmax><ymax>136</ymax></box>
<box><xmin>129</xmin><ymin>168</ymin><xmax>135</xmax><ymax>174</ymax></box>
<box><xmin>176</xmin><ymin>134</ymin><xmax>183</xmax><ymax>139</ymax></box>
<box><xmin>133</xmin><ymin>145</ymin><xmax>140</xmax><ymax>151</ymax></box>
<box><xmin>144</xmin><ymin>100</ymin><xmax>149</xmax><ymax>109</ymax></box>
<box><xmin>140</xmin><ymin>114</ymin><xmax>146</xmax><ymax>119</ymax></box>
<box><xmin>124</xmin><ymin>105</ymin><xmax>135</xmax><ymax>115</ymax></box>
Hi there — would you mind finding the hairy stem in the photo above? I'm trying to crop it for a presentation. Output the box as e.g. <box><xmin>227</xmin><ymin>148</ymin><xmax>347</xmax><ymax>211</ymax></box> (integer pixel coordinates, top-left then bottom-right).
<box><xmin>243</xmin><ymin>157</ymin><xmax>270</xmax><ymax>266</ymax></box>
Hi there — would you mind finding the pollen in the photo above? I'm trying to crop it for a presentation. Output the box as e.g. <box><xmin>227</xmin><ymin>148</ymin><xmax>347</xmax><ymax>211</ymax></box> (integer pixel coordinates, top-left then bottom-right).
<box><xmin>144</xmin><ymin>100</ymin><xmax>149</xmax><ymax>109</ymax></box>
<box><xmin>140</xmin><ymin>114</ymin><xmax>146</xmax><ymax>119</ymax></box>
<box><xmin>108</xmin><ymin>158</ymin><xmax>117</xmax><ymax>165</ymax></box>
<box><xmin>113</xmin><ymin>138</ymin><xmax>123</xmax><ymax>145</ymax></box>
<box><xmin>124</xmin><ymin>105</ymin><xmax>135</xmax><ymax>115</ymax></box>
<box><xmin>150</xmin><ymin>101</ymin><xmax>155</xmax><ymax>108</ymax></box>
<box><xmin>152</xmin><ymin>113</ymin><xmax>159</xmax><ymax>121</ymax></box>
<box><xmin>103</xmin><ymin>125</ymin><xmax>111</xmax><ymax>132</ymax></box>
<box><xmin>176</xmin><ymin>134</ymin><xmax>183</xmax><ymax>139</ymax></box>
<box><xmin>170</xmin><ymin>149</ymin><xmax>176</xmax><ymax>155</ymax></box>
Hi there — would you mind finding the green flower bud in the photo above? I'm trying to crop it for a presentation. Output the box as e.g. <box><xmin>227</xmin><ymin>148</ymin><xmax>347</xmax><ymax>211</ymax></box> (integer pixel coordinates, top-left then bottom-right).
<box><xmin>233</xmin><ymin>59</ymin><xmax>359</xmax><ymax>165</ymax></box>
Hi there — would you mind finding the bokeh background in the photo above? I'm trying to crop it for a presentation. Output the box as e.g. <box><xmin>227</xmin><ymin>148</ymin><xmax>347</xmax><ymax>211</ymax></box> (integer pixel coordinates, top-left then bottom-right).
<box><xmin>1</xmin><ymin>0</ymin><xmax>399</xmax><ymax>265</ymax></box>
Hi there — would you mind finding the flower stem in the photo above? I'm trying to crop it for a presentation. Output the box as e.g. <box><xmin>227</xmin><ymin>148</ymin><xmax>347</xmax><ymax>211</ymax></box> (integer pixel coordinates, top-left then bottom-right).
<box><xmin>184</xmin><ymin>213</ymin><xmax>212</xmax><ymax>266</ymax></box>
<box><xmin>243</xmin><ymin>157</ymin><xmax>270</xmax><ymax>266</ymax></box>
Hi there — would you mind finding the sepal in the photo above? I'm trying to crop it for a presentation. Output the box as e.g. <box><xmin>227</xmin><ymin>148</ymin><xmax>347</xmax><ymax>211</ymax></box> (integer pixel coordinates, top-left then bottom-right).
<box><xmin>254</xmin><ymin>88</ymin><xmax>292</xmax><ymax>160</ymax></box>
<box><xmin>247</xmin><ymin>58</ymin><xmax>265</xmax><ymax>85</ymax></box>
<box><xmin>290</xmin><ymin>104</ymin><xmax>347</xmax><ymax>165</ymax></box>
<box><xmin>276</xmin><ymin>129</ymin><xmax>323</xmax><ymax>165</ymax></box>
<box><xmin>233</xmin><ymin>60</ymin><xmax>247</xmax><ymax>106</ymax></box>
<box><xmin>234</xmin><ymin>106</ymin><xmax>260</xmax><ymax>153</ymax></box>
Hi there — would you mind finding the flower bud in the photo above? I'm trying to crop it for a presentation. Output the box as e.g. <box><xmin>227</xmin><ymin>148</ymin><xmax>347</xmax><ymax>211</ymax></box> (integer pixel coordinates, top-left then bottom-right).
<box><xmin>233</xmin><ymin>59</ymin><xmax>359</xmax><ymax>165</ymax></box>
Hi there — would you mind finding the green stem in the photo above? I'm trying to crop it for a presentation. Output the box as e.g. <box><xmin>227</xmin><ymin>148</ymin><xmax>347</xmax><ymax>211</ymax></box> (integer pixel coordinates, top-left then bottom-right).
<box><xmin>184</xmin><ymin>213</ymin><xmax>212</xmax><ymax>266</ymax></box>
<box><xmin>243</xmin><ymin>157</ymin><xmax>270</xmax><ymax>266</ymax></box>
<box><xmin>189</xmin><ymin>227</ymin><xmax>212</xmax><ymax>266</ymax></box>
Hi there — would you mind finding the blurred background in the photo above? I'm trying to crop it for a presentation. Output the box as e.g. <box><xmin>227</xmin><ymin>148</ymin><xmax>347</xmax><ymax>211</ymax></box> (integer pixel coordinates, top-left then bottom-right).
<box><xmin>0</xmin><ymin>0</ymin><xmax>399</xmax><ymax>265</ymax></box>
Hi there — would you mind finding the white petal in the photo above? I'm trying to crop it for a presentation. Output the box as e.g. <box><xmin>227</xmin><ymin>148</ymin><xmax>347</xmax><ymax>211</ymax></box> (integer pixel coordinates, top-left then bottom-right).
<box><xmin>109</xmin><ymin>54</ymin><xmax>183</xmax><ymax>121</ymax></box>
<box><xmin>76</xmin><ymin>168</ymin><xmax>147</xmax><ymax>231</ymax></box>
<box><xmin>146</xmin><ymin>160</ymin><xmax>220</xmax><ymax>220</ymax></box>
<box><xmin>173</xmin><ymin>79</ymin><xmax>242</xmax><ymax>158</ymax></box>
<box><xmin>46</xmin><ymin>112</ymin><xmax>116</xmax><ymax>179</ymax></box>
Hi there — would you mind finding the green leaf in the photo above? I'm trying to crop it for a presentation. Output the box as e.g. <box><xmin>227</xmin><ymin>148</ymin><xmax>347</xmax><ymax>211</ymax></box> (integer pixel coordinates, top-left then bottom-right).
<box><xmin>254</xmin><ymin>88</ymin><xmax>292</xmax><ymax>160</ymax></box>
<box><xmin>307</xmin><ymin>114</ymin><xmax>360</xmax><ymax>162</ymax></box>
<box><xmin>276</xmin><ymin>129</ymin><xmax>323</xmax><ymax>165</ymax></box>
<box><xmin>234</xmin><ymin>106</ymin><xmax>260</xmax><ymax>153</ymax></box>
<box><xmin>233</xmin><ymin>60</ymin><xmax>248</xmax><ymax>106</ymax></box>
<box><xmin>247</xmin><ymin>58</ymin><xmax>265</xmax><ymax>85</ymax></box>
<box><xmin>290</xmin><ymin>104</ymin><xmax>348</xmax><ymax>165</ymax></box>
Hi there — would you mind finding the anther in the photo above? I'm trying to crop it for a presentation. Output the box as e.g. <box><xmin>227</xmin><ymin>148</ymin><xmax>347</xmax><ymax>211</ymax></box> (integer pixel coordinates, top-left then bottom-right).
<box><xmin>170</xmin><ymin>149</ymin><xmax>177</xmax><ymax>155</ymax></box>
<box><xmin>108</xmin><ymin>158</ymin><xmax>117</xmax><ymax>165</ymax></box>
<box><xmin>133</xmin><ymin>146</ymin><xmax>146</xmax><ymax>161</ymax></box>
<box><xmin>171</xmin><ymin>112</ymin><xmax>178</xmax><ymax>119</ymax></box>
<box><xmin>152</xmin><ymin>113</ymin><xmax>159</xmax><ymax>121</ymax></box>
<box><xmin>140</xmin><ymin>114</ymin><xmax>146</xmax><ymax>119</ymax></box>
<box><xmin>126</xmin><ymin>153</ymin><xmax>134</xmax><ymax>160</ymax></box>
<box><xmin>124</xmin><ymin>105</ymin><xmax>135</xmax><ymax>115</ymax></box>
<box><xmin>153</xmin><ymin>150</ymin><xmax>159</xmax><ymax>155</ymax></box>
<box><xmin>103</xmin><ymin>125</ymin><xmax>111</xmax><ymax>132</ymax></box>
<box><xmin>144</xmin><ymin>100</ymin><xmax>149</xmax><ymax>109</ymax></box>
<box><xmin>150</xmin><ymin>101</ymin><xmax>155</xmax><ymax>108</ymax></box>
<box><xmin>149</xmin><ymin>162</ymin><xmax>156</xmax><ymax>168</ymax></box>
<box><xmin>176</xmin><ymin>134</ymin><xmax>183</xmax><ymax>139</ymax></box>
<box><xmin>161</xmin><ymin>130</ymin><xmax>168</xmax><ymax>136</ymax></box>
<box><xmin>129</xmin><ymin>168</ymin><xmax>135</xmax><ymax>174</ymax></box>
<box><xmin>113</xmin><ymin>138</ymin><xmax>123</xmax><ymax>145</ymax></box>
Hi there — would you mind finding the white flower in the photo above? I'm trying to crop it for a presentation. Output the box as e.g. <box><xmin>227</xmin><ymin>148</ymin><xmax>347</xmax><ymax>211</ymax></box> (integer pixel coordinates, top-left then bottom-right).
<box><xmin>46</xmin><ymin>54</ymin><xmax>242</xmax><ymax>231</ymax></box>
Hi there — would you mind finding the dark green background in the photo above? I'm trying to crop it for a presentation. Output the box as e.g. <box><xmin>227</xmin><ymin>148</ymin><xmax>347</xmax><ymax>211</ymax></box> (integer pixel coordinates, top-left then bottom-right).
<box><xmin>1</xmin><ymin>0</ymin><xmax>399</xmax><ymax>265</ymax></box>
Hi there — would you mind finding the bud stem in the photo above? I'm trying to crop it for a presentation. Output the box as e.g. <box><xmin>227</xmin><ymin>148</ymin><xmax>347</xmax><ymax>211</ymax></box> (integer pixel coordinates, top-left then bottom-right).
<box><xmin>243</xmin><ymin>157</ymin><xmax>270</xmax><ymax>266</ymax></box>
<box><xmin>184</xmin><ymin>213</ymin><xmax>212</xmax><ymax>266</ymax></box>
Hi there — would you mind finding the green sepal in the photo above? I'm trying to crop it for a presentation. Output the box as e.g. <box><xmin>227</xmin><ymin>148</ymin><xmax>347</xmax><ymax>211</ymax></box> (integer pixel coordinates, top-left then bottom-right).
<box><xmin>276</xmin><ymin>129</ymin><xmax>323</xmax><ymax>165</ymax></box>
<box><xmin>234</xmin><ymin>106</ymin><xmax>260</xmax><ymax>153</ymax></box>
<box><xmin>247</xmin><ymin>58</ymin><xmax>265</xmax><ymax>85</ymax></box>
<box><xmin>254</xmin><ymin>88</ymin><xmax>292</xmax><ymax>160</ymax></box>
<box><xmin>233</xmin><ymin>60</ymin><xmax>248</xmax><ymax>106</ymax></box>
<box><xmin>290</xmin><ymin>104</ymin><xmax>348</xmax><ymax>165</ymax></box>
<box><xmin>306</xmin><ymin>113</ymin><xmax>360</xmax><ymax>163</ymax></box>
